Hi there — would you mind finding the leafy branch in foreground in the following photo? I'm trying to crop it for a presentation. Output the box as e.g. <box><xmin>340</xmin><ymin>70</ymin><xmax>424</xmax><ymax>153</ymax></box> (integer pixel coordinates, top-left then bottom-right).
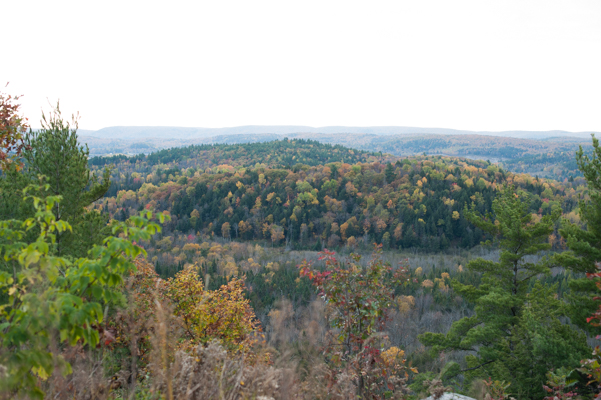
<box><xmin>298</xmin><ymin>245</ymin><xmax>414</xmax><ymax>399</ymax></box>
<box><xmin>0</xmin><ymin>183</ymin><xmax>168</xmax><ymax>399</ymax></box>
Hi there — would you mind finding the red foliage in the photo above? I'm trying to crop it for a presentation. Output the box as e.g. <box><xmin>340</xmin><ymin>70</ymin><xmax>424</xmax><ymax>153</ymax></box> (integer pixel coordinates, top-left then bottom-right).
<box><xmin>580</xmin><ymin>263</ymin><xmax>601</xmax><ymax>399</ymax></box>
<box><xmin>0</xmin><ymin>85</ymin><xmax>30</xmax><ymax>171</ymax></box>
<box><xmin>298</xmin><ymin>244</ymin><xmax>414</xmax><ymax>398</ymax></box>
<box><xmin>585</xmin><ymin>263</ymin><xmax>601</xmax><ymax>330</ymax></box>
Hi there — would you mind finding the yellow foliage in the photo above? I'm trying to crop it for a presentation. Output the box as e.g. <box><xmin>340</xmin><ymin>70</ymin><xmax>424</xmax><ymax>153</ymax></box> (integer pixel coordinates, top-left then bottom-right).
<box><xmin>165</xmin><ymin>267</ymin><xmax>260</xmax><ymax>354</ymax></box>
<box><xmin>397</xmin><ymin>295</ymin><xmax>415</xmax><ymax>314</ymax></box>
<box><xmin>265</xmin><ymin>262</ymin><xmax>280</xmax><ymax>271</ymax></box>
<box><xmin>222</xmin><ymin>261</ymin><xmax>238</xmax><ymax>277</ymax></box>
<box><xmin>381</xmin><ymin>346</ymin><xmax>406</xmax><ymax>367</ymax></box>
<box><xmin>182</xmin><ymin>243</ymin><xmax>202</xmax><ymax>252</ymax></box>
<box><xmin>443</xmin><ymin>197</ymin><xmax>455</xmax><ymax>207</ymax></box>
<box><xmin>393</xmin><ymin>223</ymin><xmax>403</xmax><ymax>240</ymax></box>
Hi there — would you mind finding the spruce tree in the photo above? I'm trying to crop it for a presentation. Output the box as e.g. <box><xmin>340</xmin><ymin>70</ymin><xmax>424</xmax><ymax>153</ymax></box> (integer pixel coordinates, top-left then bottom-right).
<box><xmin>420</xmin><ymin>186</ymin><xmax>586</xmax><ymax>397</ymax></box>
<box><xmin>0</xmin><ymin>104</ymin><xmax>111</xmax><ymax>258</ymax></box>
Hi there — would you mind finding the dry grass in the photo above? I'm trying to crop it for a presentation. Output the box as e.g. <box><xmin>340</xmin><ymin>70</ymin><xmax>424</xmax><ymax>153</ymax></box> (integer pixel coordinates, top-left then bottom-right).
<box><xmin>9</xmin><ymin>259</ymin><xmax>418</xmax><ymax>399</ymax></box>
<box><xmin>144</xmin><ymin>297</ymin><xmax>361</xmax><ymax>399</ymax></box>
<box><xmin>38</xmin><ymin>346</ymin><xmax>111</xmax><ymax>400</ymax></box>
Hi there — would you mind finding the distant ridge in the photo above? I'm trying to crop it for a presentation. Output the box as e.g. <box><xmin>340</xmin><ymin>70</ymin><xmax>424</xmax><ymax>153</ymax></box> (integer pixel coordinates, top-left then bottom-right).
<box><xmin>80</xmin><ymin>125</ymin><xmax>600</xmax><ymax>141</ymax></box>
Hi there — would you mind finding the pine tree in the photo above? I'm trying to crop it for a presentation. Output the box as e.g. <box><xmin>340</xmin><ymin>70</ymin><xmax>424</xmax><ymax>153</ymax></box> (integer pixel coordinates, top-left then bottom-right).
<box><xmin>419</xmin><ymin>185</ymin><xmax>574</xmax><ymax>394</ymax></box>
<box><xmin>0</xmin><ymin>104</ymin><xmax>111</xmax><ymax>258</ymax></box>
<box><xmin>507</xmin><ymin>281</ymin><xmax>589</xmax><ymax>399</ymax></box>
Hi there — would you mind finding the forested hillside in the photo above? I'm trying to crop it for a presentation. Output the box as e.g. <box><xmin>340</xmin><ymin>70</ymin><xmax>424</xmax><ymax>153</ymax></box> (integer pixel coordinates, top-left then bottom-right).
<box><xmin>79</xmin><ymin>126</ymin><xmax>596</xmax><ymax>159</ymax></box>
<box><xmin>500</xmin><ymin>150</ymin><xmax>591</xmax><ymax>179</ymax></box>
<box><xmin>92</xmin><ymin>141</ymin><xmax>583</xmax><ymax>257</ymax></box>
<box><xmin>315</xmin><ymin>133</ymin><xmax>589</xmax><ymax>159</ymax></box>
<box><xmin>90</xmin><ymin>138</ymin><xmax>383</xmax><ymax>169</ymax></box>
<box><xmin>3</xmin><ymin>92</ymin><xmax>601</xmax><ymax>400</ymax></box>
<box><xmin>85</xmin><ymin>132</ymin><xmax>593</xmax><ymax>181</ymax></box>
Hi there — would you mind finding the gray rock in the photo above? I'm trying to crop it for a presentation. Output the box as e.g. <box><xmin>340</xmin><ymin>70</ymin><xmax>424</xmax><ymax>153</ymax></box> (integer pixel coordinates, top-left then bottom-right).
<box><xmin>424</xmin><ymin>393</ymin><xmax>477</xmax><ymax>400</ymax></box>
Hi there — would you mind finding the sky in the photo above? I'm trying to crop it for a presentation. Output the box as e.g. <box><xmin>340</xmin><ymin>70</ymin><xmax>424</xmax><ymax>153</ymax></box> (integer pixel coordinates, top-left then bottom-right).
<box><xmin>4</xmin><ymin>0</ymin><xmax>601</xmax><ymax>132</ymax></box>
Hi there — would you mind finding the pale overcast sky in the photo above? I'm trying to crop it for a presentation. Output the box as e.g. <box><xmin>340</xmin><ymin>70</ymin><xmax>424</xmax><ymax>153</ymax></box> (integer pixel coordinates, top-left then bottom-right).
<box><xmin>4</xmin><ymin>0</ymin><xmax>601</xmax><ymax>132</ymax></box>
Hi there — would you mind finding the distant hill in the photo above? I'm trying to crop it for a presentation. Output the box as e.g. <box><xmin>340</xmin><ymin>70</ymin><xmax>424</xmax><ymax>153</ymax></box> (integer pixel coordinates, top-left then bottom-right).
<box><xmin>81</xmin><ymin>131</ymin><xmax>591</xmax><ymax>159</ymax></box>
<box><xmin>78</xmin><ymin>125</ymin><xmax>599</xmax><ymax>180</ymax></box>
<box><xmin>82</xmin><ymin>131</ymin><xmax>595</xmax><ymax>181</ymax></box>
<box><xmin>81</xmin><ymin>125</ymin><xmax>600</xmax><ymax>141</ymax></box>
<box><xmin>88</xmin><ymin>138</ymin><xmax>385</xmax><ymax>173</ymax></box>
<box><xmin>283</xmin><ymin>133</ymin><xmax>590</xmax><ymax>159</ymax></box>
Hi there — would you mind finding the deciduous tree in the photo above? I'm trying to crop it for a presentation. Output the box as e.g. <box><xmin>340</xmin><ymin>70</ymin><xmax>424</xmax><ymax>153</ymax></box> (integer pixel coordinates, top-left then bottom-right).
<box><xmin>165</xmin><ymin>266</ymin><xmax>261</xmax><ymax>355</ymax></box>
<box><xmin>0</xmin><ymin>184</ymin><xmax>165</xmax><ymax>398</ymax></box>
<box><xmin>0</xmin><ymin>86</ymin><xmax>29</xmax><ymax>171</ymax></box>
<box><xmin>298</xmin><ymin>245</ymin><xmax>413</xmax><ymax>398</ymax></box>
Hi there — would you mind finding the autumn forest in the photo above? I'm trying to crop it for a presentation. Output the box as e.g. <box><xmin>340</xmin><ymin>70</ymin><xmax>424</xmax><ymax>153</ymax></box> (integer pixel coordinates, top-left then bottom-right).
<box><xmin>2</xmin><ymin>94</ymin><xmax>601</xmax><ymax>400</ymax></box>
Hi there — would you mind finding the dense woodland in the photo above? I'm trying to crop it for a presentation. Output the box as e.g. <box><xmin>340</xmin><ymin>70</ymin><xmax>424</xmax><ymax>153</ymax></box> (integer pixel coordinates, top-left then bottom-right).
<box><xmin>278</xmin><ymin>133</ymin><xmax>591</xmax><ymax>161</ymax></box>
<box><xmin>500</xmin><ymin>151</ymin><xmax>590</xmax><ymax>180</ymax></box>
<box><xmin>90</xmin><ymin>140</ymin><xmax>584</xmax><ymax>258</ymax></box>
<box><xmin>2</xmin><ymin>93</ymin><xmax>601</xmax><ymax>400</ymax></box>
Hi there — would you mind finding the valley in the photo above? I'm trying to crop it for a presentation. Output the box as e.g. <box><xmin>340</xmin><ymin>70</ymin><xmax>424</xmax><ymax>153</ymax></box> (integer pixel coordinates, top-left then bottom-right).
<box><xmin>3</xmin><ymin>115</ymin><xmax>600</xmax><ymax>399</ymax></box>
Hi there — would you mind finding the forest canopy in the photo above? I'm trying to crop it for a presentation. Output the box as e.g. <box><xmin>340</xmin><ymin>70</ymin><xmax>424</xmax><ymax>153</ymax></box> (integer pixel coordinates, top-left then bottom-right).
<box><xmin>2</xmin><ymin>93</ymin><xmax>601</xmax><ymax>400</ymax></box>
<box><xmin>90</xmin><ymin>140</ymin><xmax>582</xmax><ymax>257</ymax></box>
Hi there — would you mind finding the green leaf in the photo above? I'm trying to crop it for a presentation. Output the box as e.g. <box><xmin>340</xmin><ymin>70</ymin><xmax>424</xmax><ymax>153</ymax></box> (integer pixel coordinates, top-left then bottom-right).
<box><xmin>91</xmin><ymin>285</ymin><xmax>102</xmax><ymax>299</ymax></box>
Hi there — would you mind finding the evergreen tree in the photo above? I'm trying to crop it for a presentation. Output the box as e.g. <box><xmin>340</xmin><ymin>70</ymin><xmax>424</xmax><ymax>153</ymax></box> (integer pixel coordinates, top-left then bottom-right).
<box><xmin>0</xmin><ymin>105</ymin><xmax>111</xmax><ymax>258</ymax></box>
<box><xmin>507</xmin><ymin>282</ymin><xmax>589</xmax><ymax>399</ymax></box>
<box><xmin>419</xmin><ymin>186</ymin><xmax>587</xmax><ymax>398</ymax></box>
<box><xmin>384</xmin><ymin>162</ymin><xmax>395</xmax><ymax>183</ymax></box>
<box><xmin>555</xmin><ymin>134</ymin><xmax>601</xmax><ymax>332</ymax></box>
